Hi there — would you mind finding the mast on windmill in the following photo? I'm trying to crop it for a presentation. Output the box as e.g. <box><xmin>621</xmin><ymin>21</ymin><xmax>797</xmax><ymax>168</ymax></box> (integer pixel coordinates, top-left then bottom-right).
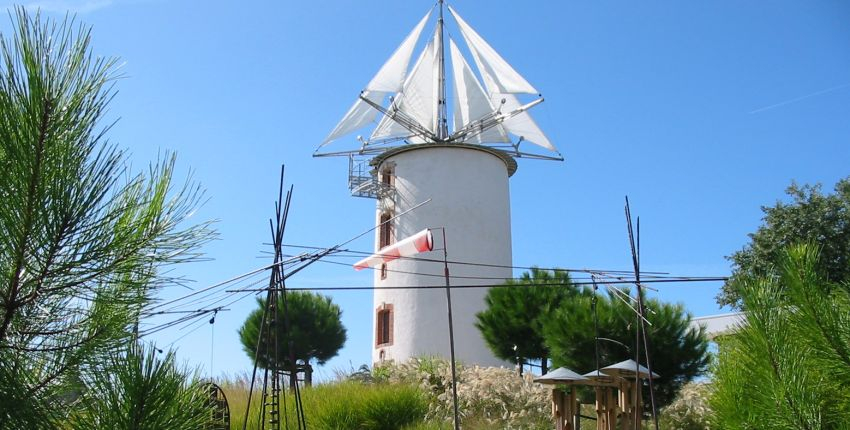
<box><xmin>315</xmin><ymin>2</ymin><xmax>563</xmax><ymax>367</ymax></box>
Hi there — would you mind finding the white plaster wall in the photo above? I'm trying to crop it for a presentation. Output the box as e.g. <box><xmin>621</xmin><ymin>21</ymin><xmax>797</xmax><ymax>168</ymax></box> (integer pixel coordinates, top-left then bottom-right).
<box><xmin>371</xmin><ymin>146</ymin><xmax>512</xmax><ymax>367</ymax></box>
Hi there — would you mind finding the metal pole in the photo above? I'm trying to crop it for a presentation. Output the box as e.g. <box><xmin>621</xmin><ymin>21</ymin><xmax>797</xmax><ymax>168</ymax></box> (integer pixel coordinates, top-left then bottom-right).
<box><xmin>441</xmin><ymin>228</ymin><xmax>461</xmax><ymax>430</ymax></box>
<box><xmin>625</xmin><ymin>198</ymin><xmax>660</xmax><ymax>430</ymax></box>
<box><xmin>591</xmin><ymin>275</ymin><xmax>601</xmax><ymax>375</ymax></box>
<box><xmin>436</xmin><ymin>0</ymin><xmax>448</xmax><ymax>140</ymax></box>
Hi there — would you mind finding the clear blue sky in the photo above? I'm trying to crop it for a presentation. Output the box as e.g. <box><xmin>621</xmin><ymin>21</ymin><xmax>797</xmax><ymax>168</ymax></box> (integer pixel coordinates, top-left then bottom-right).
<box><xmin>2</xmin><ymin>0</ymin><xmax>848</xmax><ymax>381</ymax></box>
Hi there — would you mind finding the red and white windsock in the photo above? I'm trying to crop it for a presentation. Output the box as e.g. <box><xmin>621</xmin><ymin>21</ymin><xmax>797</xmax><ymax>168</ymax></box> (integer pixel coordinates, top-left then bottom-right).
<box><xmin>354</xmin><ymin>228</ymin><xmax>434</xmax><ymax>271</ymax></box>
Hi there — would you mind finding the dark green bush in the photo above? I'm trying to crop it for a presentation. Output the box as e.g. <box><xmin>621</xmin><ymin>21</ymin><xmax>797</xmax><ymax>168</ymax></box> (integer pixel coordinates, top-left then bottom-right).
<box><xmin>308</xmin><ymin>382</ymin><xmax>426</xmax><ymax>430</ymax></box>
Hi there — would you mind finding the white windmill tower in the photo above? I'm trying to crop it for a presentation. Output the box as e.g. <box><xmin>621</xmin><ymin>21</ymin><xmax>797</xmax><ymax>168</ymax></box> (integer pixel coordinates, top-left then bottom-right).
<box><xmin>315</xmin><ymin>2</ymin><xmax>562</xmax><ymax>367</ymax></box>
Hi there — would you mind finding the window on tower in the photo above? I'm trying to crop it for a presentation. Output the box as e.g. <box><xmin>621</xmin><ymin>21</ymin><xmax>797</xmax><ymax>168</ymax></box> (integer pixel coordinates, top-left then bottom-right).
<box><xmin>378</xmin><ymin>165</ymin><xmax>395</xmax><ymax>201</ymax></box>
<box><xmin>379</xmin><ymin>213</ymin><xmax>393</xmax><ymax>249</ymax></box>
<box><xmin>381</xmin><ymin>166</ymin><xmax>394</xmax><ymax>189</ymax></box>
<box><xmin>376</xmin><ymin>304</ymin><xmax>393</xmax><ymax>347</ymax></box>
<box><xmin>378</xmin><ymin>212</ymin><xmax>393</xmax><ymax>280</ymax></box>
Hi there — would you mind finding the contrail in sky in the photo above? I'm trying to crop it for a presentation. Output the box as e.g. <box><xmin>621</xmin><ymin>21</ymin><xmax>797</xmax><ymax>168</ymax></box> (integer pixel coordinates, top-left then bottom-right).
<box><xmin>749</xmin><ymin>82</ymin><xmax>850</xmax><ymax>114</ymax></box>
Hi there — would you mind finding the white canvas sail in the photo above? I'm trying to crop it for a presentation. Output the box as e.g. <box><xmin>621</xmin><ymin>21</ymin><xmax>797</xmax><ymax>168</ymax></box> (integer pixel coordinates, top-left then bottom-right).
<box><xmin>366</xmin><ymin>10</ymin><xmax>431</xmax><ymax>92</ymax></box>
<box><xmin>320</xmin><ymin>90</ymin><xmax>385</xmax><ymax>147</ymax></box>
<box><xmin>371</xmin><ymin>28</ymin><xmax>440</xmax><ymax>143</ymax></box>
<box><xmin>318</xmin><ymin>3</ymin><xmax>561</xmax><ymax>159</ymax></box>
<box><xmin>449</xmin><ymin>5</ymin><xmax>538</xmax><ymax>95</ymax></box>
<box><xmin>449</xmin><ymin>39</ymin><xmax>510</xmax><ymax>144</ymax></box>
<box><xmin>321</xmin><ymin>11</ymin><xmax>430</xmax><ymax>147</ymax></box>
<box><xmin>497</xmin><ymin>93</ymin><xmax>557</xmax><ymax>152</ymax></box>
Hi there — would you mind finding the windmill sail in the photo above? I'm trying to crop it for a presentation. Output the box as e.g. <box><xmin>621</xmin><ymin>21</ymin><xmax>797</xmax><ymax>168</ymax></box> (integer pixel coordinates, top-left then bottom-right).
<box><xmin>366</xmin><ymin>10</ymin><xmax>431</xmax><ymax>92</ymax></box>
<box><xmin>320</xmin><ymin>91</ymin><xmax>385</xmax><ymax>147</ymax></box>
<box><xmin>498</xmin><ymin>94</ymin><xmax>557</xmax><ymax>151</ymax></box>
<box><xmin>448</xmin><ymin>5</ymin><xmax>537</xmax><ymax>95</ymax></box>
<box><xmin>317</xmin><ymin>4</ymin><xmax>561</xmax><ymax>159</ymax></box>
<box><xmin>371</xmin><ymin>29</ymin><xmax>439</xmax><ymax>143</ymax></box>
<box><xmin>321</xmin><ymin>10</ymin><xmax>431</xmax><ymax>146</ymax></box>
<box><xmin>449</xmin><ymin>39</ymin><xmax>510</xmax><ymax>144</ymax></box>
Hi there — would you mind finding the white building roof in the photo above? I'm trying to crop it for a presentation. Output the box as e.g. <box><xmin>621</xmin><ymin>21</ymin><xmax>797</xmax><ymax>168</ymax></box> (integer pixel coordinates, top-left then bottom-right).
<box><xmin>691</xmin><ymin>312</ymin><xmax>746</xmax><ymax>339</ymax></box>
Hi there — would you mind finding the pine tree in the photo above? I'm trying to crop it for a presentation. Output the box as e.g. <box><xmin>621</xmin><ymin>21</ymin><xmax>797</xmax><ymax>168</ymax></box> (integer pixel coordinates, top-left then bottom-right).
<box><xmin>238</xmin><ymin>291</ymin><xmax>347</xmax><ymax>386</ymax></box>
<box><xmin>543</xmin><ymin>290</ymin><xmax>709</xmax><ymax>408</ymax></box>
<box><xmin>0</xmin><ymin>9</ymin><xmax>213</xmax><ymax>427</ymax></box>
<box><xmin>475</xmin><ymin>268</ymin><xmax>578</xmax><ymax>374</ymax></box>
<box><xmin>711</xmin><ymin>244</ymin><xmax>850</xmax><ymax>428</ymax></box>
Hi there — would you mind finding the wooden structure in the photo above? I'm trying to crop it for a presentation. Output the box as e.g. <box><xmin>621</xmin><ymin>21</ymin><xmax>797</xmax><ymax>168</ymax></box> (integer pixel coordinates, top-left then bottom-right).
<box><xmin>535</xmin><ymin>367</ymin><xmax>588</xmax><ymax>430</ymax></box>
<box><xmin>535</xmin><ymin>361</ymin><xmax>660</xmax><ymax>430</ymax></box>
<box><xmin>582</xmin><ymin>370</ymin><xmax>619</xmax><ymax>430</ymax></box>
<box><xmin>601</xmin><ymin>359</ymin><xmax>659</xmax><ymax>430</ymax></box>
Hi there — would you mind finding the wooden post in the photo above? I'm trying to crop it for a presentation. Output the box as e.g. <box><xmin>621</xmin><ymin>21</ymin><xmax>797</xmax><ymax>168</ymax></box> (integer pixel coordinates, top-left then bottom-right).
<box><xmin>618</xmin><ymin>379</ymin><xmax>633</xmax><ymax>430</ymax></box>
<box><xmin>607</xmin><ymin>387</ymin><xmax>618</xmax><ymax>430</ymax></box>
<box><xmin>596</xmin><ymin>385</ymin><xmax>618</xmax><ymax>430</ymax></box>
<box><xmin>552</xmin><ymin>389</ymin><xmax>565</xmax><ymax>430</ymax></box>
<box><xmin>633</xmin><ymin>380</ymin><xmax>642</xmax><ymax>429</ymax></box>
<box><xmin>566</xmin><ymin>387</ymin><xmax>576</xmax><ymax>430</ymax></box>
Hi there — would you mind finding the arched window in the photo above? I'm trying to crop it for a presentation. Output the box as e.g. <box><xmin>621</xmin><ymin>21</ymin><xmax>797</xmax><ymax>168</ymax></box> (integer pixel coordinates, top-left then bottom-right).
<box><xmin>381</xmin><ymin>167</ymin><xmax>394</xmax><ymax>188</ymax></box>
<box><xmin>379</xmin><ymin>213</ymin><xmax>393</xmax><ymax>249</ymax></box>
<box><xmin>378</xmin><ymin>212</ymin><xmax>393</xmax><ymax>280</ymax></box>
<box><xmin>375</xmin><ymin>304</ymin><xmax>394</xmax><ymax>347</ymax></box>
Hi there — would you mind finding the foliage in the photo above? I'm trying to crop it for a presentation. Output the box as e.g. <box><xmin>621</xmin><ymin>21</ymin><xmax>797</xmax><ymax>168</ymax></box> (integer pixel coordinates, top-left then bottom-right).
<box><xmin>221</xmin><ymin>377</ymin><xmax>428</xmax><ymax>430</ymax></box>
<box><xmin>69</xmin><ymin>342</ymin><xmax>214</xmax><ymax>430</ymax></box>
<box><xmin>710</xmin><ymin>244</ymin><xmax>850</xmax><ymax>429</ymax></box>
<box><xmin>338</xmin><ymin>363</ymin><xmax>374</xmax><ymax>384</ymax></box>
<box><xmin>371</xmin><ymin>357</ymin><xmax>552</xmax><ymax>429</ymax></box>
<box><xmin>658</xmin><ymin>381</ymin><xmax>712</xmax><ymax>430</ymax></box>
<box><xmin>475</xmin><ymin>268</ymin><xmax>578</xmax><ymax>373</ymax></box>
<box><xmin>227</xmin><ymin>358</ymin><xmax>553</xmax><ymax>429</ymax></box>
<box><xmin>238</xmin><ymin>291</ymin><xmax>346</xmax><ymax>372</ymax></box>
<box><xmin>0</xmin><ymin>8</ymin><xmax>212</xmax><ymax>428</ymax></box>
<box><xmin>544</xmin><ymin>289</ymin><xmax>709</xmax><ymax>409</ymax></box>
<box><xmin>719</xmin><ymin>177</ymin><xmax>850</xmax><ymax>307</ymax></box>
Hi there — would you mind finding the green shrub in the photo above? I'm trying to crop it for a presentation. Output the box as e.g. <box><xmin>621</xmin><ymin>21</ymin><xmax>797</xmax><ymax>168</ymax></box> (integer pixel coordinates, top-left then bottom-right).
<box><xmin>403</xmin><ymin>421</ymin><xmax>452</xmax><ymax>430</ymax></box>
<box><xmin>222</xmin><ymin>379</ymin><xmax>428</xmax><ymax>430</ymax></box>
<box><xmin>360</xmin><ymin>385</ymin><xmax>428</xmax><ymax>430</ymax></box>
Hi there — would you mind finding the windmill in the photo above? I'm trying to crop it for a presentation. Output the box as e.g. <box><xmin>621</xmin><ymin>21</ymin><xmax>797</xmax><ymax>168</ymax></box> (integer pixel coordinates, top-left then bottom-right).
<box><xmin>315</xmin><ymin>2</ymin><xmax>562</xmax><ymax>367</ymax></box>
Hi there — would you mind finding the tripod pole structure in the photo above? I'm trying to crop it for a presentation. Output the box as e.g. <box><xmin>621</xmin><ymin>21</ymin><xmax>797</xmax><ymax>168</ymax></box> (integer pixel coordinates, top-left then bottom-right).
<box><xmin>625</xmin><ymin>197</ymin><xmax>660</xmax><ymax>430</ymax></box>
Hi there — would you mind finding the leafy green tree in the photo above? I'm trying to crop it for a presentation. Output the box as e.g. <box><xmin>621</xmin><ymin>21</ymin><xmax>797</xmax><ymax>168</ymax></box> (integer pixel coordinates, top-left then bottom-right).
<box><xmin>719</xmin><ymin>177</ymin><xmax>850</xmax><ymax>307</ymax></box>
<box><xmin>239</xmin><ymin>291</ymin><xmax>347</xmax><ymax>386</ymax></box>
<box><xmin>711</xmin><ymin>244</ymin><xmax>850</xmax><ymax>428</ymax></box>
<box><xmin>544</xmin><ymin>290</ymin><xmax>709</xmax><ymax>409</ymax></box>
<box><xmin>0</xmin><ymin>9</ymin><xmax>213</xmax><ymax>428</ymax></box>
<box><xmin>475</xmin><ymin>268</ymin><xmax>578</xmax><ymax>375</ymax></box>
<box><xmin>69</xmin><ymin>343</ymin><xmax>214</xmax><ymax>430</ymax></box>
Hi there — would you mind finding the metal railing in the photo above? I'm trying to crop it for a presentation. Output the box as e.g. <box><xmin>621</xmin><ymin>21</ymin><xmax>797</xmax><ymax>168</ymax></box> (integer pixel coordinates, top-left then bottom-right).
<box><xmin>348</xmin><ymin>155</ymin><xmax>394</xmax><ymax>200</ymax></box>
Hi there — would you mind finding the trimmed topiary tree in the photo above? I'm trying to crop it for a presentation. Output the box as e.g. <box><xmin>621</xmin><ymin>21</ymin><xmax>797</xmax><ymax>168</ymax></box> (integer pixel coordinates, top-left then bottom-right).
<box><xmin>239</xmin><ymin>291</ymin><xmax>346</xmax><ymax>386</ymax></box>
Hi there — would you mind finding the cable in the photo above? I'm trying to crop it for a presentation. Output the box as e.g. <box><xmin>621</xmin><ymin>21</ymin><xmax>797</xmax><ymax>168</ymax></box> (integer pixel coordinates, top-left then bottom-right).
<box><xmin>161</xmin><ymin>315</ymin><xmax>210</xmax><ymax>350</ymax></box>
<box><xmin>282</xmin><ymin>243</ymin><xmax>670</xmax><ymax>276</ymax></box>
<box><xmin>225</xmin><ymin>276</ymin><xmax>728</xmax><ymax>293</ymax></box>
<box><xmin>295</xmin><ymin>255</ymin><xmax>611</xmax><ymax>282</ymax></box>
<box><xmin>146</xmin><ymin>253</ymin><xmax>310</xmax><ymax>313</ymax></box>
